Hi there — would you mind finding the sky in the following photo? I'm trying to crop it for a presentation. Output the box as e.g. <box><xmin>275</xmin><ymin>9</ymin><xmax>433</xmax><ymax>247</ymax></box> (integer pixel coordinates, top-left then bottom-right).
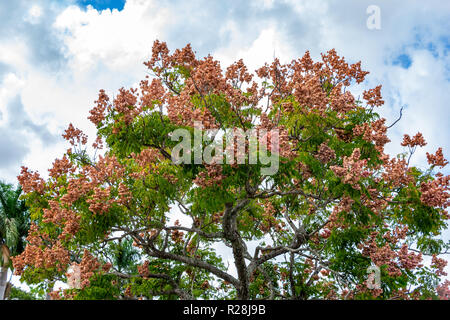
<box><xmin>1</xmin><ymin>0</ymin><xmax>449</xmax><ymax>292</ymax></box>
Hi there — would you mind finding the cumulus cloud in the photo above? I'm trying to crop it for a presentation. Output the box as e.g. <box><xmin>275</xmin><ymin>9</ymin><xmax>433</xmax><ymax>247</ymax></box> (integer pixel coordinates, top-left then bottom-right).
<box><xmin>53</xmin><ymin>0</ymin><xmax>168</xmax><ymax>74</ymax></box>
<box><xmin>0</xmin><ymin>0</ymin><xmax>71</xmax><ymax>183</ymax></box>
<box><xmin>0</xmin><ymin>0</ymin><xmax>69</xmax><ymax>70</ymax></box>
<box><xmin>0</xmin><ymin>94</ymin><xmax>58</xmax><ymax>178</ymax></box>
<box><xmin>0</xmin><ymin>62</ymin><xmax>10</xmax><ymax>80</ymax></box>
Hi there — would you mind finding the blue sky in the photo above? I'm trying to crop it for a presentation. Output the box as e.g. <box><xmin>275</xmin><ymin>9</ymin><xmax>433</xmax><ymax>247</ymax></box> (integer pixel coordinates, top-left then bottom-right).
<box><xmin>0</xmin><ymin>0</ymin><xmax>449</xmax><ymax>290</ymax></box>
<box><xmin>76</xmin><ymin>0</ymin><xmax>125</xmax><ymax>11</ymax></box>
<box><xmin>392</xmin><ymin>54</ymin><xmax>412</xmax><ymax>69</ymax></box>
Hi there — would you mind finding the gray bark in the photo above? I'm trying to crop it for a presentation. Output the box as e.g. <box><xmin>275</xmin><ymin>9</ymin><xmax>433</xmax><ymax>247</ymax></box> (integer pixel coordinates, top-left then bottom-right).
<box><xmin>0</xmin><ymin>266</ymin><xmax>8</xmax><ymax>300</ymax></box>
<box><xmin>222</xmin><ymin>200</ymin><xmax>250</xmax><ymax>299</ymax></box>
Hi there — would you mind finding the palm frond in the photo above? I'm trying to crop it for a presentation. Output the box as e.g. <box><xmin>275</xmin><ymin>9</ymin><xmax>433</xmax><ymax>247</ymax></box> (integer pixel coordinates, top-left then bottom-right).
<box><xmin>5</xmin><ymin>218</ymin><xmax>19</xmax><ymax>252</ymax></box>
<box><xmin>0</xmin><ymin>181</ymin><xmax>29</xmax><ymax>256</ymax></box>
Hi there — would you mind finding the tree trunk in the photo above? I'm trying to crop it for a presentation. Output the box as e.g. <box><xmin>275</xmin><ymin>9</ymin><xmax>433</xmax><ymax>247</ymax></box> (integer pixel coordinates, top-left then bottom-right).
<box><xmin>4</xmin><ymin>281</ymin><xmax>12</xmax><ymax>299</ymax></box>
<box><xmin>0</xmin><ymin>266</ymin><xmax>8</xmax><ymax>300</ymax></box>
<box><xmin>46</xmin><ymin>281</ymin><xmax>55</xmax><ymax>300</ymax></box>
<box><xmin>0</xmin><ymin>245</ymin><xmax>10</xmax><ymax>300</ymax></box>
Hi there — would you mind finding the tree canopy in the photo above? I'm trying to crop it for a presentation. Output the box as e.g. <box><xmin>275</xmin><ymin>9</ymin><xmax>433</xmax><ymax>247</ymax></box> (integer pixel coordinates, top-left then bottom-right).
<box><xmin>12</xmin><ymin>40</ymin><xmax>450</xmax><ymax>300</ymax></box>
<box><xmin>0</xmin><ymin>182</ymin><xmax>29</xmax><ymax>257</ymax></box>
<box><xmin>0</xmin><ymin>181</ymin><xmax>30</xmax><ymax>299</ymax></box>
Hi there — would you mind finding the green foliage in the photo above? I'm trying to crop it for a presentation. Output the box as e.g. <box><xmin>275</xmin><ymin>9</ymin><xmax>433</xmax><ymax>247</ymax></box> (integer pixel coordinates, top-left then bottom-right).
<box><xmin>8</xmin><ymin>285</ymin><xmax>40</xmax><ymax>300</ymax></box>
<box><xmin>0</xmin><ymin>181</ymin><xmax>30</xmax><ymax>261</ymax></box>
<box><xmin>73</xmin><ymin>274</ymin><xmax>120</xmax><ymax>300</ymax></box>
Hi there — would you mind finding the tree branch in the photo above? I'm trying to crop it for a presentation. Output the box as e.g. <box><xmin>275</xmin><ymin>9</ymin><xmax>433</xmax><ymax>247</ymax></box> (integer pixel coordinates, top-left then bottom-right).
<box><xmin>222</xmin><ymin>199</ymin><xmax>250</xmax><ymax>299</ymax></box>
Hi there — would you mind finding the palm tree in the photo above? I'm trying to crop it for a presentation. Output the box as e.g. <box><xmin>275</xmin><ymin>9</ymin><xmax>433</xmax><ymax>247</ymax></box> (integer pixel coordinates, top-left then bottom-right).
<box><xmin>0</xmin><ymin>181</ymin><xmax>30</xmax><ymax>300</ymax></box>
<box><xmin>110</xmin><ymin>238</ymin><xmax>139</xmax><ymax>274</ymax></box>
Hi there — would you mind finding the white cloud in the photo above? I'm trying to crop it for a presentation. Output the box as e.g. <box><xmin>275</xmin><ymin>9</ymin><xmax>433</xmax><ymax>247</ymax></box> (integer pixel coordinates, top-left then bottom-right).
<box><xmin>0</xmin><ymin>41</ymin><xmax>29</xmax><ymax>73</ymax></box>
<box><xmin>24</xmin><ymin>4</ymin><xmax>43</xmax><ymax>24</ymax></box>
<box><xmin>383</xmin><ymin>49</ymin><xmax>450</xmax><ymax>167</ymax></box>
<box><xmin>0</xmin><ymin>73</ymin><xmax>25</xmax><ymax>124</ymax></box>
<box><xmin>53</xmin><ymin>0</ymin><xmax>169</xmax><ymax>73</ymax></box>
<box><xmin>214</xmin><ymin>25</ymin><xmax>295</xmax><ymax>72</ymax></box>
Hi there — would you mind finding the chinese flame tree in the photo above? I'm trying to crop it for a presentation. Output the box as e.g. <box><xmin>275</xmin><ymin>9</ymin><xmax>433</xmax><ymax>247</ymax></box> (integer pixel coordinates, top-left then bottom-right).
<box><xmin>13</xmin><ymin>40</ymin><xmax>450</xmax><ymax>300</ymax></box>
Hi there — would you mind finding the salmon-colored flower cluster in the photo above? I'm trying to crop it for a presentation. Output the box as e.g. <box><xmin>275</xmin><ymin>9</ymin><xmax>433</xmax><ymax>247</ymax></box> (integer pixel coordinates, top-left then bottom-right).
<box><xmin>329</xmin><ymin>195</ymin><xmax>354</xmax><ymax>228</ymax></box>
<box><xmin>320</xmin><ymin>49</ymin><xmax>369</xmax><ymax>85</ymax></box>
<box><xmin>362</xmin><ymin>237</ymin><xmax>400</xmax><ymax>277</ymax></box>
<box><xmin>193</xmin><ymin>163</ymin><xmax>225</xmax><ymax>188</ymax></box>
<box><xmin>431</xmin><ymin>254</ymin><xmax>448</xmax><ymax>276</ymax></box>
<box><xmin>426</xmin><ymin>147</ymin><xmax>448</xmax><ymax>168</ymax></box>
<box><xmin>277</xmin><ymin>126</ymin><xmax>297</xmax><ymax>160</ymax></box>
<box><xmin>76</xmin><ymin>250</ymin><xmax>102</xmax><ymax>288</ymax></box>
<box><xmin>353</xmin><ymin>118</ymin><xmax>390</xmax><ymax>153</ymax></box>
<box><xmin>398</xmin><ymin>244</ymin><xmax>423</xmax><ymax>270</ymax></box>
<box><xmin>291</xmin><ymin>73</ymin><xmax>328</xmax><ymax>115</ymax></box>
<box><xmin>66</xmin><ymin>263</ymin><xmax>81</xmax><ymax>289</ymax></box>
<box><xmin>362</xmin><ymin>85</ymin><xmax>384</xmax><ymax>107</ymax></box>
<box><xmin>361</xmin><ymin>230</ymin><xmax>423</xmax><ymax>278</ymax></box>
<box><xmin>315</xmin><ymin>142</ymin><xmax>336</xmax><ymax>164</ymax></box>
<box><xmin>48</xmin><ymin>155</ymin><xmax>75</xmax><ymax>179</ymax></box>
<box><xmin>60</xmin><ymin>175</ymin><xmax>91</xmax><ymax>206</ymax></box>
<box><xmin>166</xmin><ymin>93</ymin><xmax>218</xmax><ymax>128</ymax></box>
<box><xmin>62</xmin><ymin>123</ymin><xmax>88</xmax><ymax>146</ymax></box>
<box><xmin>12</xmin><ymin>224</ymin><xmax>71</xmax><ymax>275</ymax></box>
<box><xmin>258</xmin><ymin>126</ymin><xmax>296</xmax><ymax>160</ymax></box>
<box><xmin>381</xmin><ymin>157</ymin><xmax>413</xmax><ymax>188</ymax></box>
<box><xmin>54</xmin><ymin>154</ymin><xmax>131</xmax><ymax>215</ymax></box>
<box><xmin>92</xmin><ymin>136</ymin><xmax>104</xmax><ymax>150</ymax></box>
<box><xmin>88</xmin><ymin>89</ymin><xmax>110</xmax><ymax>126</ymax></box>
<box><xmin>420</xmin><ymin>174</ymin><xmax>450</xmax><ymax>209</ymax></box>
<box><xmin>86</xmin><ymin>187</ymin><xmax>112</xmax><ymax>214</ymax></box>
<box><xmin>144</xmin><ymin>40</ymin><xmax>197</xmax><ymax>76</ymax></box>
<box><xmin>330</xmin><ymin>87</ymin><xmax>356</xmax><ymax>116</ymax></box>
<box><xmin>86</xmin><ymin>155</ymin><xmax>126</xmax><ymax>185</ymax></box>
<box><xmin>140</xmin><ymin>78</ymin><xmax>166</xmax><ymax>110</ymax></box>
<box><xmin>137</xmin><ymin>260</ymin><xmax>151</xmax><ymax>278</ymax></box>
<box><xmin>226</xmin><ymin>59</ymin><xmax>253</xmax><ymax>86</ymax></box>
<box><xmin>17</xmin><ymin>166</ymin><xmax>45</xmax><ymax>194</ymax></box>
<box><xmin>436</xmin><ymin>280</ymin><xmax>450</xmax><ymax>300</ymax></box>
<box><xmin>401</xmin><ymin>132</ymin><xmax>427</xmax><ymax>148</ymax></box>
<box><xmin>356</xmin><ymin>281</ymin><xmax>383</xmax><ymax>298</ymax></box>
<box><xmin>113</xmin><ymin>87</ymin><xmax>139</xmax><ymax>125</ymax></box>
<box><xmin>330</xmin><ymin>149</ymin><xmax>370</xmax><ymax>189</ymax></box>
<box><xmin>359</xmin><ymin>188</ymin><xmax>389</xmax><ymax>216</ymax></box>
<box><xmin>42</xmin><ymin>200</ymin><xmax>81</xmax><ymax>240</ymax></box>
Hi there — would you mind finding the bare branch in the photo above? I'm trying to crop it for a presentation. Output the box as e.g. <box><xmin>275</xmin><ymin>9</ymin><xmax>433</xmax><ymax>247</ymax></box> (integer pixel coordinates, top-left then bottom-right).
<box><xmin>387</xmin><ymin>105</ymin><xmax>404</xmax><ymax>129</ymax></box>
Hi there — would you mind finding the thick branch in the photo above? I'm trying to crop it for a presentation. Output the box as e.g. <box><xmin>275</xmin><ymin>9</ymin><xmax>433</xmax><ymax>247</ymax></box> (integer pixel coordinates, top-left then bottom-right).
<box><xmin>110</xmin><ymin>270</ymin><xmax>192</xmax><ymax>300</ymax></box>
<box><xmin>164</xmin><ymin>226</ymin><xmax>223</xmax><ymax>239</ymax></box>
<box><xmin>146</xmin><ymin>246</ymin><xmax>239</xmax><ymax>288</ymax></box>
<box><xmin>222</xmin><ymin>199</ymin><xmax>250</xmax><ymax>299</ymax></box>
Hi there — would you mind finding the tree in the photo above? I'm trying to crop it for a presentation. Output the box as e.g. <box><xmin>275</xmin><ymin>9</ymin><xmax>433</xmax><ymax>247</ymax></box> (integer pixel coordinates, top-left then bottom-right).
<box><xmin>12</xmin><ymin>40</ymin><xmax>450</xmax><ymax>300</ymax></box>
<box><xmin>7</xmin><ymin>285</ymin><xmax>39</xmax><ymax>300</ymax></box>
<box><xmin>106</xmin><ymin>238</ymin><xmax>139</xmax><ymax>274</ymax></box>
<box><xmin>0</xmin><ymin>181</ymin><xmax>30</xmax><ymax>299</ymax></box>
